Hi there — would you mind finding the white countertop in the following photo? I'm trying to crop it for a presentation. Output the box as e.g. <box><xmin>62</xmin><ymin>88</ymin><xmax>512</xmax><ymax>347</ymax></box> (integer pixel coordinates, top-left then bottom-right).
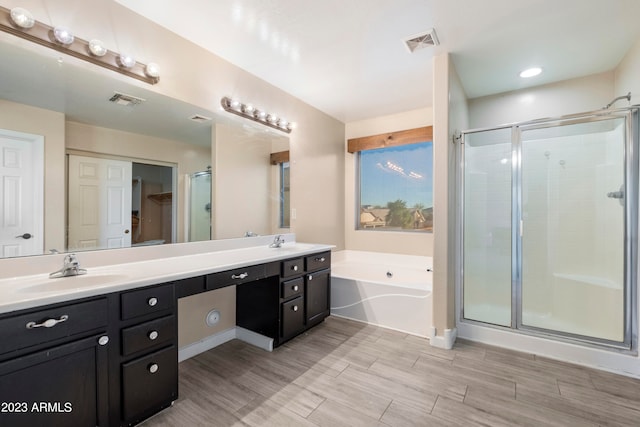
<box><xmin>0</xmin><ymin>241</ymin><xmax>333</xmax><ymax>314</ymax></box>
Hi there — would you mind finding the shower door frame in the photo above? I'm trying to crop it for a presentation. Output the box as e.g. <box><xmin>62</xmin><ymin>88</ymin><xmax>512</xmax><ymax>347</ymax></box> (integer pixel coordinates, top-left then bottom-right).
<box><xmin>457</xmin><ymin>106</ymin><xmax>639</xmax><ymax>352</ymax></box>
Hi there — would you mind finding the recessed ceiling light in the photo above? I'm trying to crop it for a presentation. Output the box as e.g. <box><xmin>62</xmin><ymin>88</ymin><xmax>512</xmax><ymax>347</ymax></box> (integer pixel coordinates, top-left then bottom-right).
<box><xmin>519</xmin><ymin>67</ymin><xmax>542</xmax><ymax>78</ymax></box>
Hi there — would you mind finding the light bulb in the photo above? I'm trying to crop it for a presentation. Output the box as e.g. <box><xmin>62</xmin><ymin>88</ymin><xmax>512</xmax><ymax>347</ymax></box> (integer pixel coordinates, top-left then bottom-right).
<box><xmin>243</xmin><ymin>104</ymin><xmax>255</xmax><ymax>114</ymax></box>
<box><xmin>53</xmin><ymin>26</ymin><xmax>74</xmax><ymax>45</ymax></box>
<box><xmin>145</xmin><ymin>62</ymin><xmax>160</xmax><ymax>78</ymax></box>
<box><xmin>119</xmin><ymin>54</ymin><xmax>136</xmax><ymax>69</ymax></box>
<box><xmin>10</xmin><ymin>7</ymin><xmax>35</xmax><ymax>29</ymax></box>
<box><xmin>88</xmin><ymin>39</ymin><xmax>107</xmax><ymax>57</ymax></box>
<box><xmin>256</xmin><ymin>110</ymin><xmax>267</xmax><ymax>120</ymax></box>
<box><xmin>519</xmin><ymin>67</ymin><xmax>542</xmax><ymax>78</ymax></box>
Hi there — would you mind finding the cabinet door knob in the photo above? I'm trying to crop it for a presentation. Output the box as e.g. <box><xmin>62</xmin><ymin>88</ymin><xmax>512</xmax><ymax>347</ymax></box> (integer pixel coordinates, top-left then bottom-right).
<box><xmin>293</xmin><ymin>285</ymin><xmax>299</xmax><ymax>292</ymax></box>
<box><xmin>148</xmin><ymin>363</ymin><xmax>159</xmax><ymax>374</ymax></box>
<box><xmin>292</xmin><ymin>265</ymin><xmax>298</xmax><ymax>271</ymax></box>
<box><xmin>292</xmin><ymin>305</ymin><xmax>299</xmax><ymax>312</ymax></box>
<box><xmin>148</xmin><ymin>330</ymin><xmax>159</xmax><ymax>340</ymax></box>
<box><xmin>308</xmin><ymin>275</ymin><xmax>313</xmax><ymax>281</ymax></box>
<box><xmin>148</xmin><ymin>297</ymin><xmax>158</xmax><ymax>307</ymax></box>
<box><xmin>98</xmin><ymin>336</ymin><xmax>109</xmax><ymax>346</ymax></box>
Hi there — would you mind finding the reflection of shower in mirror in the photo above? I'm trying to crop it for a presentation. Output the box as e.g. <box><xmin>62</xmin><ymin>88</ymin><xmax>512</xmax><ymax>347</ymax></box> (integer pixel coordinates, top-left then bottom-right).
<box><xmin>188</xmin><ymin>167</ymin><xmax>212</xmax><ymax>242</ymax></box>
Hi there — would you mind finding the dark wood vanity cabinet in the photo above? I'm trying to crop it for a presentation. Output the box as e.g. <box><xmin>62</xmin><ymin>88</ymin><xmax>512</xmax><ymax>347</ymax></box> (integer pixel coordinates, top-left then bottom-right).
<box><xmin>0</xmin><ymin>298</ymin><xmax>110</xmax><ymax>427</ymax></box>
<box><xmin>0</xmin><ymin>248</ymin><xmax>329</xmax><ymax>426</ymax></box>
<box><xmin>115</xmin><ymin>283</ymin><xmax>178</xmax><ymax>427</ymax></box>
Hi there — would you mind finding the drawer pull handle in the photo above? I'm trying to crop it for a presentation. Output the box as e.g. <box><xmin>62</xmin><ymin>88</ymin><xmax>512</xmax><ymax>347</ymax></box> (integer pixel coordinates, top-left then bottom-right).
<box><xmin>98</xmin><ymin>336</ymin><xmax>109</xmax><ymax>346</ymax></box>
<box><xmin>148</xmin><ymin>363</ymin><xmax>159</xmax><ymax>374</ymax></box>
<box><xmin>292</xmin><ymin>265</ymin><xmax>298</xmax><ymax>271</ymax></box>
<box><xmin>292</xmin><ymin>305</ymin><xmax>299</xmax><ymax>312</ymax></box>
<box><xmin>293</xmin><ymin>285</ymin><xmax>299</xmax><ymax>292</ymax></box>
<box><xmin>148</xmin><ymin>330</ymin><xmax>159</xmax><ymax>340</ymax></box>
<box><xmin>26</xmin><ymin>314</ymin><xmax>69</xmax><ymax>329</ymax></box>
<box><xmin>231</xmin><ymin>272</ymin><xmax>249</xmax><ymax>280</ymax></box>
<box><xmin>315</xmin><ymin>257</ymin><xmax>326</xmax><ymax>262</ymax></box>
<box><xmin>148</xmin><ymin>297</ymin><xmax>158</xmax><ymax>307</ymax></box>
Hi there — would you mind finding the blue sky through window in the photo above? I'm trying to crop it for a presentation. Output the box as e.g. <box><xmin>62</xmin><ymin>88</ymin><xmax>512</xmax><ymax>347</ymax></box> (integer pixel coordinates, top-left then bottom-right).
<box><xmin>360</xmin><ymin>142</ymin><xmax>433</xmax><ymax>208</ymax></box>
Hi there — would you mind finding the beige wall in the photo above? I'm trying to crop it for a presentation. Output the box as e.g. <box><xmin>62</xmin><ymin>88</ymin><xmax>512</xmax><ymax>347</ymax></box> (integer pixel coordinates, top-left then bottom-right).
<box><xmin>468</xmin><ymin>72</ymin><xmax>615</xmax><ymax>129</ymax></box>
<box><xmin>431</xmin><ymin>54</ymin><xmax>469</xmax><ymax>344</ymax></box>
<box><xmin>615</xmin><ymin>38</ymin><xmax>640</xmax><ymax>105</ymax></box>
<box><xmin>178</xmin><ymin>286</ymin><xmax>236</xmax><ymax>347</ymax></box>
<box><xmin>344</xmin><ymin>108</ymin><xmax>433</xmax><ymax>256</ymax></box>
<box><xmin>0</xmin><ymin>100</ymin><xmax>65</xmax><ymax>253</ymax></box>
<box><xmin>66</xmin><ymin>121</ymin><xmax>210</xmax><ymax>243</ymax></box>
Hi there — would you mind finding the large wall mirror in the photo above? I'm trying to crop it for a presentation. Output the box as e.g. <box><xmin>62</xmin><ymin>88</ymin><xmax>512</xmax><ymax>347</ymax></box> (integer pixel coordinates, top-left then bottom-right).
<box><xmin>0</xmin><ymin>35</ymin><xmax>291</xmax><ymax>259</ymax></box>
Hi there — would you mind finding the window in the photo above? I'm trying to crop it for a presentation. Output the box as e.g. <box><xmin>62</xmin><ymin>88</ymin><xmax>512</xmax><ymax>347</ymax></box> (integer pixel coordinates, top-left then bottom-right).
<box><xmin>279</xmin><ymin>161</ymin><xmax>290</xmax><ymax>228</ymax></box>
<box><xmin>357</xmin><ymin>141</ymin><xmax>433</xmax><ymax>232</ymax></box>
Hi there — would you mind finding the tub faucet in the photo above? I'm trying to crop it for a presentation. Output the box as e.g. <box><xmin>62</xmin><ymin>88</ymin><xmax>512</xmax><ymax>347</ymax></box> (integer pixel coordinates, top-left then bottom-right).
<box><xmin>269</xmin><ymin>235</ymin><xmax>285</xmax><ymax>248</ymax></box>
<box><xmin>50</xmin><ymin>253</ymin><xmax>87</xmax><ymax>278</ymax></box>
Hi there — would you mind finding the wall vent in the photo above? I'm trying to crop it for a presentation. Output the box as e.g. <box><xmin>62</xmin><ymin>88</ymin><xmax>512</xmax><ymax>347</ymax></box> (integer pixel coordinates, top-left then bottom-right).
<box><xmin>109</xmin><ymin>92</ymin><xmax>146</xmax><ymax>106</ymax></box>
<box><xmin>404</xmin><ymin>28</ymin><xmax>439</xmax><ymax>53</ymax></box>
<box><xmin>189</xmin><ymin>114</ymin><xmax>212</xmax><ymax>123</ymax></box>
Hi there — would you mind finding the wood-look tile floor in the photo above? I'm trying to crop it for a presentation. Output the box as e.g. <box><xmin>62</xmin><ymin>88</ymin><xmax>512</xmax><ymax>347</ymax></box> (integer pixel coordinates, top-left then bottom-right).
<box><xmin>143</xmin><ymin>317</ymin><xmax>640</xmax><ymax>426</ymax></box>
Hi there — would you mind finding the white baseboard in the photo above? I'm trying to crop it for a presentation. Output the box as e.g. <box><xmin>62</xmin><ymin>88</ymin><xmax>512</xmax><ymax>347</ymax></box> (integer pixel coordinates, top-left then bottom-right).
<box><xmin>178</xmin><ymin>327</ymin><xmax>274</xmax><ymax>362</ymax></box>
<box><xmin>178</xmin><ymin>327</ymin><xmax>236</xmax><ymax>362</ymax></box>
<box><xmin>236</xmin><ymin>327</ymin><xmax>274</xmax><ymax>352</ymax></box>
<box><xmin>429</xmin><ymin>326</ymin><xmax>457</xmax><ymax>350</ymax></box>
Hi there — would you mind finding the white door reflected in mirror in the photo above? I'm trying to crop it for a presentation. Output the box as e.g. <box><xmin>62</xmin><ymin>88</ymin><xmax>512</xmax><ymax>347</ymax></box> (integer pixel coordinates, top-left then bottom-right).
<box><xmin>0</xmin><ymin>129</ymin><xmax>44</xmax><ymax>258</ymax></box>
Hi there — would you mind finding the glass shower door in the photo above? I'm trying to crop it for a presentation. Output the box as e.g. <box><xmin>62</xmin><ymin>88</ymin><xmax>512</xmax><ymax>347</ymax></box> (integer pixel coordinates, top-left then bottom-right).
<box><xmin>519</xmin><ymin>117</ymin><xmax>626</xmax><ymax>342</ymax></box>
<box><xmin>462</xmin><ymin>127</ymin><xmax>513</xmax><ymax>327</ymax></box>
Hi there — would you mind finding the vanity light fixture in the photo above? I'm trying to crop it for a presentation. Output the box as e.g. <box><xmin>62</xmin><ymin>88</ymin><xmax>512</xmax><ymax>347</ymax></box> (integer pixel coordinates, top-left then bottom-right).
<box><xmin>53</xmin><ymin>26</ymin><xmax>74</xmax><ymax>45</ymax></box>
<box><xmin>9</xmin><ymin>7</ymin><xmax>34</xmax><ymax>29</ymax></box>
<box><xmin>88</xmin><ymin>39</ymin><xmax>107</xmax><ymax>57</ymax></box>
<box><xmin>0</xmin><ymin>5</ymin><xmax>160</xmax><ymax>85</ymax></box>
<box><xmin>220</xmin><ymin>96</ymin><xmax>293</xmax><ymax>133</ymax></box>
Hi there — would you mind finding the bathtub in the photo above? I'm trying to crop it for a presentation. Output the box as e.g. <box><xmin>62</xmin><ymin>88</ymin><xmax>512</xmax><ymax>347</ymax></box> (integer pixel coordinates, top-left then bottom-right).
<box><xmin>330</xmin><ymin>250</ymin><xmax>432</xmax><ymax>337</ymax></box>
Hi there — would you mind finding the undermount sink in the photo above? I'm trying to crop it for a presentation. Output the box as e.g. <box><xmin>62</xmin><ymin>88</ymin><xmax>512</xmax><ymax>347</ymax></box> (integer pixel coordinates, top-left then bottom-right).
<box><xmin>17</xmin><ymin>273</ymin><xmax>129</xmax><ymax>293</ymax></box>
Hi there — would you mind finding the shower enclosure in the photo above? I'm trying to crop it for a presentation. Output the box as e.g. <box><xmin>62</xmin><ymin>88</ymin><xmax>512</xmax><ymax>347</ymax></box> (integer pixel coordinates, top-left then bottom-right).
<box><xmin>187</xmin><ymin>168</ymin><xmax>212</xmax><ymax>242</ymax></box>
<box><xmin>459</xmin><ymin>107</ymin><xmax>638</xmax><ymax>350</ymax></box>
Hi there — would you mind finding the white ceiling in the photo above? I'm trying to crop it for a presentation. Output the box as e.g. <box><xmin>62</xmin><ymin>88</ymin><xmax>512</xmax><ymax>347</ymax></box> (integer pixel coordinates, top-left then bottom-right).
<box><xmin>115</xmin><ymin>0</ymin><xmax>640</xmax><ymax>123</ymax></box>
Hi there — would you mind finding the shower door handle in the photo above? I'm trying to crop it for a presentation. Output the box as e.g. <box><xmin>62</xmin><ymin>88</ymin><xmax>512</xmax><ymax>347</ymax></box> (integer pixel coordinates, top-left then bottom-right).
<box><xmin>607</xmin><ymin>190</ymin><xmax>624</xmax><ymax>199</ymax></box>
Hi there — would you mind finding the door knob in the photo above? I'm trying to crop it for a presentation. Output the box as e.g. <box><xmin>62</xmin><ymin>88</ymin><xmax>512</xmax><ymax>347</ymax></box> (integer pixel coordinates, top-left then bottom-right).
<box><xmin>16</xmin><ymin>233</ymin><xmax>32</xmax><ymax>239</ymax></box>
<box><xmin>124</xmin><ymin>229</ymin><xmax>130</xmax><ymax>234</ymax></box>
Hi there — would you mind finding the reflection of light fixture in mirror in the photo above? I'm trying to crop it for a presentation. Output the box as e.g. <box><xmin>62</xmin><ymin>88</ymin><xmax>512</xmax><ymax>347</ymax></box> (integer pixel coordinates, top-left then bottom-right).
<box><xmin>53</xmin><ymin>26</ymin><xmax>74</xmax><ymax>45</ymax></box>
<box><xmin>9</xmin><ymin>7</ymin><xmax>34</xmax><ymax>29</ymax></box>
<box><xmin>0</xmin><ymin>5</ymin><xmax>159</xmax><ymax>85</ymax></box>
<box><xmin>221</xmin><ymin>97</ymin><xmax>292</xmax><ymax>133</ymax></box>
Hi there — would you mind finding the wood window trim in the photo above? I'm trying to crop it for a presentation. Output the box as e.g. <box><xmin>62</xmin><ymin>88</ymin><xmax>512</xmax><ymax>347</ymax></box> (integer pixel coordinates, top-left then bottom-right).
<box><xmin>347</xmin><ymin>126</ymin><xmax>432</xmax><ymax>153</ymax></box>
<box><xmin>270</xmin><ymin>150</ymin><xmax>290</xmax><ymax>165</ymax></box>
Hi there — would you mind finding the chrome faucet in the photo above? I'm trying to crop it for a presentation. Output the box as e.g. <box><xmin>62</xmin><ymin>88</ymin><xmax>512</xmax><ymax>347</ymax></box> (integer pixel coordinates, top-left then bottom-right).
<box><xmin>269</xmin><ymin>235</ymin><xmax>285</xmax><ymax>248</ymax></box>
<box><xmin>49</xmin><ymin>253</ymin><xmax>87</xmax><ymax>278</ymax></box>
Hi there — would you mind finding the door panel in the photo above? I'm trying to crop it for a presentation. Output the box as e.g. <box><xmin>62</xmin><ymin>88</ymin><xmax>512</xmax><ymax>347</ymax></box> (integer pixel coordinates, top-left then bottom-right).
<box><xmin>0</xmin><ymin>130</ymin><xmax>44</xmax><ymax>258</ymax></box>
<box><xmin>68</xmin><ymin>155</ymin><xmax>132</xmax><ymax>251</ymax></box>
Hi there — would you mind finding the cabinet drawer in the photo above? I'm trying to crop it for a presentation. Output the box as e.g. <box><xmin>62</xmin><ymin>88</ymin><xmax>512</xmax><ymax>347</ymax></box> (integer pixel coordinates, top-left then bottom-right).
<box><xmin>121</xmin><ymin>284</ymin><xmax>174</xmax><ymax>321</ymax></box>
<box><xmin>281</xmin><ymin>277</ymin><xmax>303</xmax><ymax>300</ymax></box>
<box><xmin>122</xmin><ymin>345</ymin><xmax>178</xmax><ymax>423</ymax></box>
<box><xmin>122</xmin><ymin>315</ymin><xmax>176</xmax><ymax>356</ymax></box>
<box><xmin>174</xmin><ymin>275</ymin><xmax>206</xmax><ymax>298</ymax></box>
<box><xmin>305</xmin><ymin>251</ymin><xmax>331</xmax><ymax>272</ymax></box>
<box><xmin>206</xmin><ymin>264</ymin><xmax>266</xmax><ymax>290</ymax></box>
<box><xmin>281</xmin><ymin>296</ymin><xmax>305</xmax><ymax>339</ymax></box>
<box><xmin>0</xmin><ymin>298</ymin><xmax>107</xmax><ymax>356</ymax></box>
<box><xmin>281</xmin><ymin>258</ymin><xmax>304</xmax><ymax>278</ymax></box>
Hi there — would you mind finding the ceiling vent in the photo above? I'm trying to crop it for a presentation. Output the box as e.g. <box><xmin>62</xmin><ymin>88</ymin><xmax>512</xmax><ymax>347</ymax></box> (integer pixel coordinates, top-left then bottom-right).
<box><xmin>109</xmin><ymin>92</ymin><xmax>145</xmax><ymax>106</ymax></box>
<box><xmin>404</xmin><ymin>28</ymin><xmax>439</xmax><ymax>53</ymax></box>
<box><xmin>189</xmin><ymin>114</ymin><xmax>212</xmax><ymax>123</ymax></box>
